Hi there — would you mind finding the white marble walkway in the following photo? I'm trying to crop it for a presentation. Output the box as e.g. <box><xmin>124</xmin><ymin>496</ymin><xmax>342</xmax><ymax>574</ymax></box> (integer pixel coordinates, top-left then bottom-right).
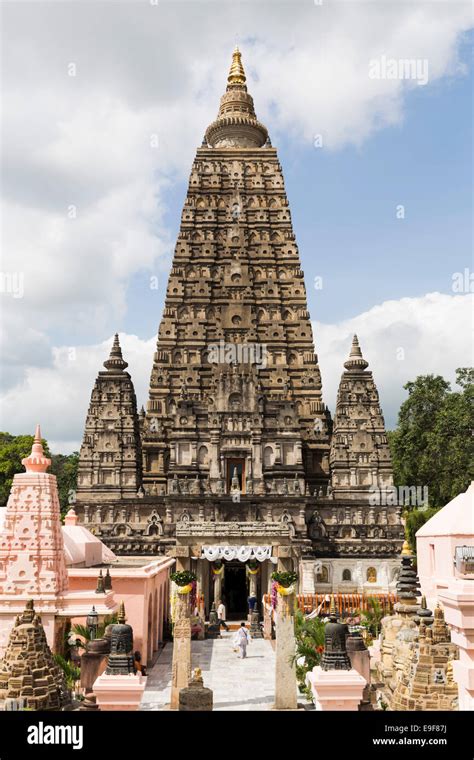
<box><xmin>140</xmin><ymin>632</ymin><xmax>279</xmax><ymax>711</ymax></box>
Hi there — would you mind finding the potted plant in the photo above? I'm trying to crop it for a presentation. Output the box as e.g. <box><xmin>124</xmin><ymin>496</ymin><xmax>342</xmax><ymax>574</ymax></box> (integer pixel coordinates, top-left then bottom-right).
<box><xmin>271</xmin><ymin>570</ymin><xmax>298</xmax><ymax>598</ymax></box>
<box><xmin>170</xmin><ymin>570</ymin><xmax>197</xmax><ymax>594</ymax></box>
<box><xmin>247</xmin><ymin>560</ymin><xmax>259</xmax><ymax>575</ymax></box>
<box><xmin>211</xmin><ymin>560</ymin><xmax>224</xmax><ymax>575</ymax></box>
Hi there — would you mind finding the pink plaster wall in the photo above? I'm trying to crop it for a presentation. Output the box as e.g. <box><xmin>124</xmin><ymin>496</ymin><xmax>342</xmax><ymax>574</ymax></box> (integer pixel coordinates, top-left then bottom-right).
<box><xmin>68</xmin><ymin>563</ymin><xmax>172</xmax><ymax>667</ymax></box>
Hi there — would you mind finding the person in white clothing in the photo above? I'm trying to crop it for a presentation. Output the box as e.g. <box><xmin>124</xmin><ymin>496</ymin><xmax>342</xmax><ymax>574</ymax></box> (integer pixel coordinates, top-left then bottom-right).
<box><xmin>217</xmin><ymin>600</ymin><xmax>229</xmax><ymax>631</ymax></box>
<box><xmin>234</xmin><ymin>622</ymin><xmax>251</xmax><ymax>658</ymax></box>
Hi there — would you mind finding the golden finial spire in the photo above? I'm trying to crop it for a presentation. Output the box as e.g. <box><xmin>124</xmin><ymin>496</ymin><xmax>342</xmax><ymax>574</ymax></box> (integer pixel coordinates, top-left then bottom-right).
<box><xmin>227</xmin><ymin>46</ymin><xmax>246</xmax><ymax>86</ymax></box>
<box><xmin>329</xmin><ymin>594</ymin><xmax>337</xmax><ymax>616</ymax></box>
<box><xmin>401</xmin><ymin>539</ymin><xmax>411</xmax><ymax>556</ymax></box>
<box><xmin>118</xmin><ymin>600</ymin><xmax>126</xmax><ymax>624</ymax></box>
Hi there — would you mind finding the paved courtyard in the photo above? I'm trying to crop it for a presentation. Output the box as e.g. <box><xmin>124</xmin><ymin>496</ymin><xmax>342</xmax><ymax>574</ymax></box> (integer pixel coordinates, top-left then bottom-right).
<box><xmin>140</xmin><ymin>632</ymin><xmax>279</xmax><ymax>711</ymax></box>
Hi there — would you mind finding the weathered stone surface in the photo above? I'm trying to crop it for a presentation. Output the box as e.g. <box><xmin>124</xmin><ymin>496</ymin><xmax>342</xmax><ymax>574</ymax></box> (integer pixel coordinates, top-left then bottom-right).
<box><xmin>179</xmin><ymin>668</ymin><xmax>213</xmax><ymax>711</ymax></box>
<box><xmin>72</xmin><ymin>49</ymin><xmax>403</xmax><ymax>589</ymax></box>
<box><xmin>274</xmin><ymin>592</ymin><xmax>297</xmax><ymax>709</ymax></box>
<box><xmin>76</xmin><ymin>334</ymin><xmax>142</xmax><ymax>506</ymax></box>
<box><xmin>170</xmin><ymin>593</ymin><xmax>192</xmax><ymax>709</ymax></box>
<box><xmin>330</xmin><ymin>335</ymin><xmax>394</xmax><ymax>500</ymax></box>
<box><xmin>0</xmin><ymin>601</ymin><xmax>71</xmax><ymax>711</ymax></box>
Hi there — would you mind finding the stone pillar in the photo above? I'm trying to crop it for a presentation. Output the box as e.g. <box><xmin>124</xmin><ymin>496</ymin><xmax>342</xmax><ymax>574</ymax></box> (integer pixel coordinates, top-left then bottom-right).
<box><xmin>346</xmin><ymin>632</ymin><xmax>371</xmax><ymax>709</ymax></box>
<box><xmin>80</xmin><ymin>639</ymin><xmax>109</xmax><ymax>692</ymax></box>
<box><xmin>213</xmin><ymin>568</ymin><xmax>223</xmax><ymax>606</ymax></box>
<box><xmin>170</xmin><ymin>591</ymin><xmax>192</xmax><ymax>709</ymax></box>
<box><xmin>275</xmin><ymin>591</ymin><xmax>297</xmax><ymax>709</ymax></box>
<box><xmin>274</xmin><ymin>549</ymin><xmax>297</xmax><ymax>710</ymax></box>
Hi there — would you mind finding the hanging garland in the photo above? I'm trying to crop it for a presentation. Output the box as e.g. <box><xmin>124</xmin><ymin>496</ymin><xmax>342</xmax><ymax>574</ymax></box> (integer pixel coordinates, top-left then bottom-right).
<box><xmin>211</xmin><ymin>561</ymin><xmax>224</xmax><ymax>576</ymax></box>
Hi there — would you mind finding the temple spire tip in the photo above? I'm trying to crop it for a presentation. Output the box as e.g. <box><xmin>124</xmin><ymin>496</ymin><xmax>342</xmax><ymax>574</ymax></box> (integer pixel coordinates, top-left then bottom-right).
<box><xmin>344</xmin><ymin>333</ymin><xmax>369</xmax><ymax>371</ymax></box>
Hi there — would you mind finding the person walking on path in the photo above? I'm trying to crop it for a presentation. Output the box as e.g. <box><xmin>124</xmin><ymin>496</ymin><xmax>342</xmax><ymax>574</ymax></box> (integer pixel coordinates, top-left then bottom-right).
<box><xmin>217</xmin><ymin>600</ymin><xmax>229</xmax><ymax>632</ymax></box>
<box><xmin>234</xmin><ymin>622</ymin><xmax>251</xmax><ymax>659</ymax></box>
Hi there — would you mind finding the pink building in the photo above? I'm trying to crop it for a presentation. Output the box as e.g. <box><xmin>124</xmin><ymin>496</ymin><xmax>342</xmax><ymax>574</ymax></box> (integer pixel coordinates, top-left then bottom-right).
<box><xmin>0</xmin><ymin>427</ymin><xmax>116</xmax><ymax>656</ymax></box>
<box><xmin>0</xmin><ymin>427</ymin><xmax>174</xmax><ymax>668</ymax></box>
<box><xmin>68</xmin><ymin>557</ymin><xmax>173</xmax><ymax>666</ymax></box>
<box><xmin>416</xmin><ymin>481</ymin><xmax>474</xmax><ymax>710</ymax></box>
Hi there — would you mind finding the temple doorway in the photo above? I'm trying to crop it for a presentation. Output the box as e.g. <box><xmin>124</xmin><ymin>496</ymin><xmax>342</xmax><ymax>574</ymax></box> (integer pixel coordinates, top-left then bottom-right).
<box><xmin>223</xmin><ymin>562</ymin><xmax>248</xmax><ymax>620</ymax></box>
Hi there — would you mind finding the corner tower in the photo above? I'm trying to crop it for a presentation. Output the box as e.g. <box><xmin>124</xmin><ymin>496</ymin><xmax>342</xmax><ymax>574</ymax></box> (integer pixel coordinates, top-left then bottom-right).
<box><xmin>330</xmin><ymin>335</ymin><xmax>393</xmax><ymax>498</ymax></box>
<box><xmin>76</xmin><ymin>335</ymin><xmax>142</xmax><ymax>514</ymax></box>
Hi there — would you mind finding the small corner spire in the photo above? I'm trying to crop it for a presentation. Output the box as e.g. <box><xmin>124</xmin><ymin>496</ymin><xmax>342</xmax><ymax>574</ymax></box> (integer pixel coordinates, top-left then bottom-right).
<box><xmin>103</xmin><ymin>333</ymin><xmax>128</xmax><ymax>372</ymax></box>
<box><xmin>344</xmin><ymin>334</ymin><xmax>369</xmax><ymax>371</ymax></box>
<box><xmin>22</xmin><ymin>424</ymin><xmax>51</xmax><ymax>474</ymax></box>
<box><xmin>118</xmin><ymin>600</ymin><xmax>126</xmax><ymax>624</ymax></box>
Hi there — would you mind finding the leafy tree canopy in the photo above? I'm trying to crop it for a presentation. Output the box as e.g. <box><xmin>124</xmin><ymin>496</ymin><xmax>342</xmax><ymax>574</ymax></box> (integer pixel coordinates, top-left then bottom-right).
<box><xmin>388</xmin><ymin>368</ymin><xmax>474</xmax><ymax>511</ymax></box>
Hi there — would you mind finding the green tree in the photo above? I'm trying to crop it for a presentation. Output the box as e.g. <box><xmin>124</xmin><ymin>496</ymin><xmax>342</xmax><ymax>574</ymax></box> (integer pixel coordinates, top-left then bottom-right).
<box><xmin>404</xmin><ymin>507</ymin><xmax>440</xmax><ymax>554</ymax></box>
<box><xmin>50</xmin><ymin>452</ymin><xmax>79</xmax><ymax>518</ymax></box>
<box><xmin>389</xmin><ymin>369</ymin><xmax>474</xmax><ymax>510</ymax></box>
<box><xmin>358</xmin><ymin>596</ymin><xmax>384</xmax><ymax>639</ymax></box>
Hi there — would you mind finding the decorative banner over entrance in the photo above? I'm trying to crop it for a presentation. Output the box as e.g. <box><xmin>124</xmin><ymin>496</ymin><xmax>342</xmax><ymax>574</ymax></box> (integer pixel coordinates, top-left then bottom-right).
<box><xmin>201</xmin><ymin>545</ymin><xmax>272</xmax><ymax>562</ymax></box>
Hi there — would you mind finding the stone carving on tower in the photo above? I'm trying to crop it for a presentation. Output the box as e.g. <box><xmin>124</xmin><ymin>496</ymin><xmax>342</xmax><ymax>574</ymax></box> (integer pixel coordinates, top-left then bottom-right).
<box><xmin>141</xmin><ymin>47</ymin><xmax>330</xmax><ymax>501</ymax></box>
<box><xmin>0</xmin><ymin>600</ymin><xmax>71</xmax><ymax>711</ymax></box>
<box><xmin>73</xmin><ymin>49</ymin><xmax>403</xmax><ymax>590</ymax></box>
<box><xmin>330</xmin><ymin>335</ymin><xmax>393</xmax><ymax>499</ymax></box>
<box><xmin>76</xmin><ymin>334</ymin><xmax>143</xmax><ymax>514</ymax></box>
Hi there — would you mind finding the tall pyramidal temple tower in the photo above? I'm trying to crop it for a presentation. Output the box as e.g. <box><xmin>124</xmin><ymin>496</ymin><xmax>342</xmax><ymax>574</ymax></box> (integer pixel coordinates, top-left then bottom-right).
<box><xmin>76</xmin><ymin>334</ymin><xmax>142</xmax><ymax>509</ymax></box>
<box><xmin>329</xmin><ymin>335</ymin><xmax>394</xmax><ymax>498</ymax></box>
<box><xmin>75</xmin><ymin>49</ymin><xmax>403</xmax><ymax>607</ymax></box>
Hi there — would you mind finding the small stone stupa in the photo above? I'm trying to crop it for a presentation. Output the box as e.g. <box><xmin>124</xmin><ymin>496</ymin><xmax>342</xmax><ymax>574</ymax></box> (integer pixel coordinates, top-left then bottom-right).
<box><xmin>414</xmin><ymin>595</ymin><xmax>434</xmax><ymax>626</ymax></box>
<box><xmin>105</xmin><ymin>601</ymin><xmax>134</xmax><ymax>675</ymax></box>
<box><xmin>321</xmin><ymin>595</ymin><xmax>352</xmax><ymax>671</ymax></box>
<box><xmin>394</xmin><ymin>540</ymin><xmax>421</xmax><ymax>615</ymax></box>
<box><xmin>306</xmin><ymin>595</ymin><xmax>367</xmax><ymax>710</ymax></box>
<box><xmin>390</xmin><ymin>607</ymin><xmax>458</xmax><ymax>711</ymax></box>
<box><xmin>0</xmin><ymin>600</ymin><xmax>71</xmax><ymax>710</ymax></box>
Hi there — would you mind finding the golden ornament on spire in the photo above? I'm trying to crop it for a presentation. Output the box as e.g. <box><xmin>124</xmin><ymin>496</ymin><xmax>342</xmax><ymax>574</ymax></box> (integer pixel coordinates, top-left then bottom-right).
<box><xmin>401</xmin><ymin>539</ymin><xmax>411</xmax><ymax>556</ymax></box>
<box><xmin>329</xmin><ymin>594</ymin><xmax>337</xmax><ymax>616</ymax></box>
<box><xmin>118</xmin><ymin>600</ymin><xmax>126</xmax><ymax>624</ymax></box>
<box><xmin>227</xmin><ymin>46</ymin><xmax>246</xmax><ymax>86</ymax></box>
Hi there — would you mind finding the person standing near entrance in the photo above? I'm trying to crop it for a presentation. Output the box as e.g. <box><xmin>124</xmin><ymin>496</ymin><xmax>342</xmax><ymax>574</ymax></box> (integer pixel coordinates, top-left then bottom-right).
<box><xmin>234</xmin><ymin>622</ymin><xmax>250</xmax><ymax>659</ymax></box>
<box><xmin>217</xmin><ymin>599</ymin><xmax>229</xmax><ymax>632</ymax></box>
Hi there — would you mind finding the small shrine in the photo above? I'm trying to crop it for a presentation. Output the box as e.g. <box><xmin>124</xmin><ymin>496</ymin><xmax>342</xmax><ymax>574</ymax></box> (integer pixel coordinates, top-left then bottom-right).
<box><xmin>0</xmin><ymin>600</ymin><xmax>71</xmax><ymax>711</ymax></box>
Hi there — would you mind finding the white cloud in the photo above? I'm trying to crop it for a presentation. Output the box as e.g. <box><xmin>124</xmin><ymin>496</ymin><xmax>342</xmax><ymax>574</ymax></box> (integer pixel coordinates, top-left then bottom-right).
<box><xmin>1</xmin><ymin>293</ymin><xmax>471</xmax><ymax>452</ymax></box>
<box><xmin>315</xmin><ymin>292</ymin><xmax>473</xmax><ymax>428</ymax></box>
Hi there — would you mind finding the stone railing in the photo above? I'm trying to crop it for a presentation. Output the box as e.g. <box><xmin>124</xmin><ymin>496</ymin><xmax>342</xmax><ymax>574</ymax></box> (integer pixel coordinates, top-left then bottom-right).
<box><xmin>263</xmin><ymin>592</ymin><xmax>397</xmax><ymax>616</ymax></box>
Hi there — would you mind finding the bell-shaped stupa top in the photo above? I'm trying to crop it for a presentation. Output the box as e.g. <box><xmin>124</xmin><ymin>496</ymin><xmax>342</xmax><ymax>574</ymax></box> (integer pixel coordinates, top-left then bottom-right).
<box><xmin>344</xmin><ymin>335</ymin><xmax>369</xmax><ymax>372</ymax></box>
<box><xmin>21</xmin><ymin>425</ymin><xmax>51</xmax><ymax>474</ymax></box>
<box><xmin>205</xmin><ymin>47</ymin><xmax>268</xmax><ymax>149</ymax></box>
<box><xmin>103</xmin><ymin>333</ymin><xmax>128</xmax><ymax>372</ymax></box>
